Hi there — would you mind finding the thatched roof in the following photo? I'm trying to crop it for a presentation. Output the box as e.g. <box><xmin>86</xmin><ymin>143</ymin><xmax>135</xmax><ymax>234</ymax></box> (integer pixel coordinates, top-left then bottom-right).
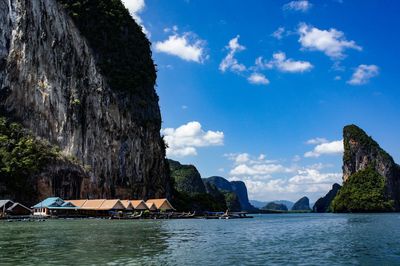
<box><xmin>130</xmin><ymin>200</ymin><xmax>148</xmax><ymax>210</ymax></box>
<box><xmin>120</xmin><ymin>200</ymin><xmax>134</xmax><ymax>210</ymax></box>
<box><xmin>145</xmin><ymin>202</ymin><xmax>157</xmax><ymax>211</ymax></box>
<box><xmin>98</xmin><ymin>199</ymin><xmax>125</xmax><ymax>210</ymax></box>
<box><xmin>66</xmin><ymin>200</ymin><xmax>88</xmax><ymax>208</ymax></box>
<box><xmin>146</xmin><ymin>199</ymin><xmax>175</xmax><ymax>211</ymax></box>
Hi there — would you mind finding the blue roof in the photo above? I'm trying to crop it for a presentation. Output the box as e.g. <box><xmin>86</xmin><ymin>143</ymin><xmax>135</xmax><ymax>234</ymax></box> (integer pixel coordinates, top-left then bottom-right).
<box><xmin>32</xmin><ymin>197</ymin><xmax>65</xmax><ymax>208</ymax></box>
<box><xmin>61</xmin><ymin>202</ymin><xmax>76</xmax><ymax>207</ymax></box>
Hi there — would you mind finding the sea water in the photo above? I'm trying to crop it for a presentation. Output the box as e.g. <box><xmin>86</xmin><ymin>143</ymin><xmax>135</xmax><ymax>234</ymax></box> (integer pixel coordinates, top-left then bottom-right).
<box><xmin>1</xmin><ymin>213</ymin><xmax>400</xmax><ymax>265</ymax></box>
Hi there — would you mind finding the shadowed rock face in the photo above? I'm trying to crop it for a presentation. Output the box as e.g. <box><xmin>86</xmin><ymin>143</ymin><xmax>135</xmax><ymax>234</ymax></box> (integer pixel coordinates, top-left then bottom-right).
<box><xmin>313</xmin><ymin>183</ymin><xmax>341</xmax><ymax>213</ymax></box>
<box><xmin>231</xmin><ymin>181</ymin><xmax>256</xmax><ymax>211</ymax></box>
<box><xmin>0</xmin><ymin>0</ymin><xmax>170</xmax><ymax>202</ymax></box>
<box><xmin>292</xmin><ymin>196</ymin><xmax>311</xmax><ymax>211</ymax></box>
<box><xmin>342</xmin><ymin>125</ymin><xmax>400</xmax><ymax>209</ymax></box>
<box><xmin>203</xmin><ymin>176</ymin><xmax>256</xmax><ymax>211</ymax></box>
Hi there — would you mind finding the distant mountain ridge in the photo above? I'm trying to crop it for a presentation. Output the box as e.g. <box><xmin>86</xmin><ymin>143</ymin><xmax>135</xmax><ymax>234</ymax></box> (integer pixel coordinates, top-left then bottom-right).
<box><xmin>251</xmin><ymin>200</ymin><xmax>294</xmax><ymax>210</ymax></box>
<box><xmin>262</xmin><ymin>202</ymin><xmax>288</xmax><ymax>211</ymax></box>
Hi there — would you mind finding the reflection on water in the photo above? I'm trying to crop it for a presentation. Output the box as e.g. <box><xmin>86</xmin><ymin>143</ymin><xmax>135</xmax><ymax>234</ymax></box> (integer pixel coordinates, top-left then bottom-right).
<box><xmin>1</xmin><ymin>214</ymin><xmax>400</xmax><ymax>265</ymax></box>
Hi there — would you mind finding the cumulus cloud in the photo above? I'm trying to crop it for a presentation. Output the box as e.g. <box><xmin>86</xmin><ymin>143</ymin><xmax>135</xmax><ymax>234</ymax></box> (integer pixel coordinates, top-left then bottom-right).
<box><xmin>234</xmin><ymin>153</ymin><xmax>250</xmax><ymax>164</ymax></box>
<box><xmin>226</xmin><ymin>153</ymin><xmax>290</xmax><ymax>177</ymax></box>
<box><xmin>122</xmin><ymin>0</ymin><xmax>149</xmax><ymax>36</ymax></box>
<box><xmin>272</xmin><ymin>27</ymin><xmax>286</xmax><ymax>40</ymax></box>
<box><xmin>289</xmin><ymin>168</ymin><xmax>340</xmax><ymax>186</ymax></box>
<box><xmin>248</xmin><ymin>73</ymin><xmax>270</xmax><ymax>85</ymax></box>
<box><xmin>306</xmin><ymin>137</ymin><xmax>328</xmax><ymax>145</ymax></box>
<box><xmin>230</xmin><ymin>163</ymin><xmax>287</xmax><ymax>176</ymax></box>
<box><xmin>304</xmin><ymin>139</ymin><xmax>344</xmax><ymax>158</ymax></box>
<box><xmin>283</xmin><ymin>0</ymin><xmax>313</xmax><ymax>12</ymax></box>
<box><xmin>227</xmin><ymin>153</ymin><xmax>342</xmax><ymax>201</ymax></box>
<box><xmin>298</xmin><ymin>23</ymin><xmax>362</xmax><ymax>59</ymax></box>
<box><xmin>155</xmin><ymin>32</ymin><xmax>207</xmax><ymax>63</ymax></box>
<box><xmin>256</xmin><ymin>52</ymin><xmax>313</xmax><ymax>73</ymax></box>
<box><xmin>219</xmin><ymin>35</ymin><xmax>246</xmax><ymax>72</ymax></box>
<box><xmin>161</xmin><ymin>121</ymin><xmax>224</xmax><ymax>157</ymax></box>
<box><xmin>347</xmin><ymin>64</ymin><xmax>379</xmax><ymax>85</ymax></box>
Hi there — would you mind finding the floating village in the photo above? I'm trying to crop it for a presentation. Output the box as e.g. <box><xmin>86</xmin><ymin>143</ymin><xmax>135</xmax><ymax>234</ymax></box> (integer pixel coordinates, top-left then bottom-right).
<box><xmin>0</xmin><ymin>198</ymin><xmax>253</xmax><ymax>221</ymax></box>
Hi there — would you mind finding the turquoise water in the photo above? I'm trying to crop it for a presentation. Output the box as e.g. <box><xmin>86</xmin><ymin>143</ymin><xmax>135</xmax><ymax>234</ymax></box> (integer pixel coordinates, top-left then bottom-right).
<box><xmin>1</xmin><ymin>213</ymin><xmax>400</xmax><ymax>265</ymax></box>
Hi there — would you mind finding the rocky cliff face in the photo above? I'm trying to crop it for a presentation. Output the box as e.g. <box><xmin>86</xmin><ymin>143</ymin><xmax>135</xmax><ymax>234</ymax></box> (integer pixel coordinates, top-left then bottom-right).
<box><xmin>342</xmin><ymin>125</ymin><xmax>400</xmax><ymax>209</ymax></box>
<box><xmin>203</xmin><ymin>176</ymin><xmax>256</xmax><ymax>211</ymax></box>
<box><xmin>231</xmin><ymin>181</ymin><xmax>256</xmax><ymax>211</ymax></box>
<box><xmin>313</xmin><ymin>183</ymin><xmax>341</xmax><ymax>213</ymax></box>
<box><xmin>0</xmin><ymin>0</ymin><xmax>170</xmax><ymax>202</ymax></box>
<box><xmin>291</xmin><ymin>196</ymin><xmax>311</xmax><ymax>211</ymax></box>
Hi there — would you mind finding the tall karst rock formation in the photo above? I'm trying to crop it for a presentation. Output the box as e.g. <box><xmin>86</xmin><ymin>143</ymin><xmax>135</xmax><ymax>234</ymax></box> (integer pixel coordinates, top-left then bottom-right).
<box><xmin>0</xmin><ymin>0</ymin><xmax>170</xmax><ymax>203</ymax></box>
<box><xmin>333</xmin><ymin>125</ymin><xmax>400</xmax><ymax>212</ymax></box>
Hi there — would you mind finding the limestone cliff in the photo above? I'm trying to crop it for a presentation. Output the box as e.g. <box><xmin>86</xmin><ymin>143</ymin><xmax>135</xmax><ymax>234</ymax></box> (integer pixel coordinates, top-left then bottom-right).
<box><xmin>313</xmin><ymin>183</ymin><xmax>341</xmax><ymax>213</ymax></box>
<box><xmin>230</xmin><ymin>181</ymin><xmax>256</xmax><ymax>211</ymax></box>
<box><xmin>0</xmin><ymin>0</ymin><xmax>170</xmax><ymax>202</ymax></box>
<box><xmin>332</xmin><ymin>125</ymin><xmax>400</xmax><ymax>211</ymax></box>
<box><xmin>168</xmin><ymin>159</ymin><xmax>206</xmax><ymax>195</ymax></box>
<box><xmin>291</xmin><ymin>196</ymin><xmax>311</xmax><ymax>211</ymax></box>
<box><xmin>342</xmin><ymin>125</ymin><xmax>400</xmax><ymax>209</ymax></box>
<box><xmin>203</xmin><ymin>176</ymin><xmax>256</xmax><ymax>211</ymax></box>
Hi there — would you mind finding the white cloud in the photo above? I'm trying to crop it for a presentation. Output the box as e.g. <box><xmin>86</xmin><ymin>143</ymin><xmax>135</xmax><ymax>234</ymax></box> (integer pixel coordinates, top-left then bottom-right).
<box><xmin>226</xmin><ymin>152</ymin><xmax>342</xmax><ymax>201</ymax></box>
<box><xmin>229</xmin><ymin>166</ymin><xmax>341</xmax><ymax>202</ymax></box>
<box><xmin>230</xmin><ymin>164</ymin><xmax>287</xmax><ymax>176</ymax></box>
<box><xmin>298</xmin><ymin>23</ymin><xmax>362</xmax><ymax>59</ymax></box>
<box><xmin>226</xmin><ymin>153</ymin><xmax>290</xmax><ymax>176</ymax></box>
<box><xmin>234</xmin><ymin>153</ymin><xmax>250</xmax><ymax>164</ymax></box>
<box><xmin>272</xmin><ymin>27</ymin><xmax>286</xmax><ymax>40</ymax></box>
<box><xmin>306</xmin><ymin>137</ymin><xmax>328</xmax><ymax>145</ymax></box>
<box><xmin>155</xmin><ymin>33</ymin><xmax>207</xmax><ymax>63</ymax></box>
<box><xmin>164</xmin><ymin>25</ymin><xmax>179</xmax><ymax>33</ymax></box>
<box><xmin>122</xmin><ymin>0</ymin><xmax>149</xmax><ymax>36</ymax></box>
<box><xmin>283</xmin><ymin>0</ymin><xmax>313</xmax><ymax>12</ymax></box>
<box><xmin>304</xmin><ymin>139</ymin><xmax>344</xmax><ymax>158</ymax></box>
<box><xmin>289</xmin><ymin>168</ymin><xmax>340</xmax><ymax>185</ymax></box>
<box><xmin>258</xmin><ymin>52</ymin><xmax>313</xmax><ymax>73</ymax></box>
<box><xmin>161</xmin><ymin>121</ymin><xmax>224</xmax><ymax>157</ymax></box>
<box><xmin>219</xmin><ymin>35</ymin><xmax>246</xmax><ymax>72</ymax></box>
<box><xmin>248</xmin><ymin>73</ymin><xmax>270</xmax><ymax>85</ymax></box>
<box><xmin>347</xmin><ymin>64</ymin><xmax>379</xmax><ymax>85</ymax></box>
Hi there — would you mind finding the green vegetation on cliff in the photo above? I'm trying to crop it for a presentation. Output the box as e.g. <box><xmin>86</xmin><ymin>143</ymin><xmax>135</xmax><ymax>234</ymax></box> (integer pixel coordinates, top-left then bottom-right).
<box><xmin>168</xmin><ymin>160</ymin><xmax>226</xmax><ymax>212</ymax></box>
<box><xmin>0</xmin><ymin>117</ymin><xmax>59</xmax><ymax>202</ymax></box>
<box><xmin>58</xmin><ymin>0</ymin><xmax>156</xmax><ymax>96</ymax></box>
<box><xmin>168</xmin><ymin>159</ymin><xmax>206</xmax><ymax>195</ymax></box>
<box><xmin>223</xmin><ymin>192</ymin><xmax>241</xmax><ymax>212</ymax></box>
<box><xmin>331</xmin><ymin>167</ymin><xmax>394</xmax><ymax>212</ymax></box>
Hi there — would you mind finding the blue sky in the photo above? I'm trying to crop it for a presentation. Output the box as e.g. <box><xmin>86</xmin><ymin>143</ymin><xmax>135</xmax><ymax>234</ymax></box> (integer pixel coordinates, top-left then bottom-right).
<box><xmin>123</xmin><ymin>0</ymin><xmax>400</xmax><ymax>202</ymax></box>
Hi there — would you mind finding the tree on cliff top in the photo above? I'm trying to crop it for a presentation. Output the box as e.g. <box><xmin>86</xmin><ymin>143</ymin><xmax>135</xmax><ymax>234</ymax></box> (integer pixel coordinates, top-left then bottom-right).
<box><xmin>331</xmin><ymin>167</ymin><xmax>394</xmax><ymax>213</ymax></box>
